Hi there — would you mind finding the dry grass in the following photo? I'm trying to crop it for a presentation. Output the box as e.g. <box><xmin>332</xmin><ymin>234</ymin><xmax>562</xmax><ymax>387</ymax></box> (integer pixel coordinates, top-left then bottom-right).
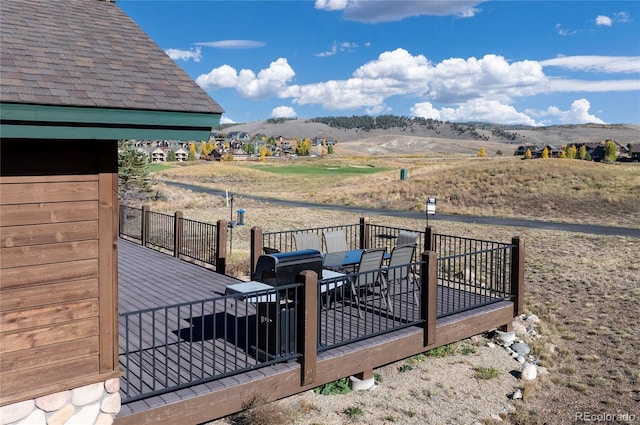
<box><xmin>145</xmin><ymin>154</ymin><xmax>639</xmax><ymax>424</ymax></box>
<box><xmin>155</xmin><ymin>156</ymin><xmax>640</xmax><ymax>228</ymax></box>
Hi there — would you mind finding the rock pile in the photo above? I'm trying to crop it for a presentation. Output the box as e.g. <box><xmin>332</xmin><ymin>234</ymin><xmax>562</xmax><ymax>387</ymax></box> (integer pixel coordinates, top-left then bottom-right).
<box><xmin>490</xmin><ymin>314</ymin><xmax>547</xmax><ymax>399</ymax></box>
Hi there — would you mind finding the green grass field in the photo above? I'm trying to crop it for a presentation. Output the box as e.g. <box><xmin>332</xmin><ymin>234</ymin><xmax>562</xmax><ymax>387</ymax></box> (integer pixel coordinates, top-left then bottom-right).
<box><xmin>248</xmin><ymin>162</ymin><xmax>389</xmax><ymax>177</ymax></box>
<box><xmin>148</xmin><ymin>163</ymin><xmax>178</xmax><ymax>173</ymax></box>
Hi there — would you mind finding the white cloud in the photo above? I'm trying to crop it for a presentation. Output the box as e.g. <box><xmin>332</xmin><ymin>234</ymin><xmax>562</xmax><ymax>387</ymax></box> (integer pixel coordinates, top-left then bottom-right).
<box><xmin>316</xmin><ymin>0</ymin><xmax>483</xmax><ymax>23</ymax></box>
<box><xmin>316</xmin><ymin>41</ymin><xmax>337</xmax><ymax>57</ymax></box>
<box><xmin>316</xmin><ymin>41</ymin><xmax>359</xmax><ymax>57</ymax></box>
<box><xmin>195</xmin><ymin>40</ymin><xmax>266</xmax><ymax>49</ymax></box>
<box><xmin>220</xmin><ymin>116</ymin><xmax>236</xmax><ymax>124</ymax></box>
<box><xmin>271</xmin><ymin>106</ymin><xmax>297</xmax><ymax>118</ymax></box>
<box><xmin>544</xmin><ymin>78</ymin><xmax>640</xmax><ymax>93</ymax></box>
<box><xmin>596</xmin><ymin>15</ymin><xmax>613</xmax><ymax>26</ymax></box>
<box><xmin>164</xmin><ymin>47</ymin><xmax>201</xmax><ymax>62</ymax></box>
<box><xmin>196</xmin><ymin>58</ymin><xmax>295</xmax><ymax>99</ymax></box>
<box><xmin>339</xmin><ymin>42</ymin><xmax>358</xmax><ymax>52</ymax></box>
<box><xmin>614</xmin><ymin>11</ymin><xmax>631</xmax><ymax>23</ymax></box>
<box><xmin>200</xmin><ymin>49</ymin><xmax>636</xmax><ymax>125</ymax></box>
<box><xmin>555</xmin><ymin>23</ymin><xmax>578</xmax><ymax>36</ymax></box>
<box><xmin>412</xmin><ymin>99</ymin><xmax>539</xmax><ymax>126</ymax></box>
<box><xmin>540</xmin><ymin>55</ymin><xmax>640</xmax><ymax>73</ymax></box>
<box><xmin>315</xmin><ymin>0</ymin><xmax>348</xmax><ymax>11</ymax></box>
<box><xmin>426</xmin><ymin>54</ymin><xmax>546</xmax><ymax>103</ymax></box>
<box><xmin>527</xmin><ymin>98</ymin><xmax>605</xmax><ymax>124</ymax></box>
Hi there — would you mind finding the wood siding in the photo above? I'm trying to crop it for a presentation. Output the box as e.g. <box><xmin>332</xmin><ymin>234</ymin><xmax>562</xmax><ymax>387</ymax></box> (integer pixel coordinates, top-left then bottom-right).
<box><xmin>0</xmin><ymin>139</ymin><xmax>120</xmax><ymax>406</ymax></box>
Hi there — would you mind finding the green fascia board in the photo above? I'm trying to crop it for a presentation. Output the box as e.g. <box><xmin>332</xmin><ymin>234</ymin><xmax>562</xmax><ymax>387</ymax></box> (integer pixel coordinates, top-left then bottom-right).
<box><xmin>0</xmin><ymin>103</ymin><xmax>220</xmax><ymax>140</ymax></box>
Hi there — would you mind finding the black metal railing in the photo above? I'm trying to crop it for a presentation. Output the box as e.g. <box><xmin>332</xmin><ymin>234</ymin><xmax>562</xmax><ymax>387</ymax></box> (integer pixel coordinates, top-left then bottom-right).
<box><xmin>262</xmin><ymin>223</ymin><xmax>362</xmax><ymax>253</ymax></box>
<box><xmin>436</xmin><ymin>243</ymin><xmax>513</xmax><ymax>318</ymax></box>
<box><xmin>118</xmin><ymin>204</ymin><xmax>224</xmax><ymax>270</ymax></box>
<box><xmin>179</xmin><ymin>217</ymin><xmax>218</xmax><ymax>265</ymax></box>
<box><xmin>119</xmin><ymin>283</ymin><xmax>301</xmax><ymax>403</ymax></box>
<box><xmin>145</xmin><ymin>210</ymin><xmax>175</xmax><ymax>252</ymax></box>
<box><xmin>317</xmin><ymin>261</ymin><xmax>423</xmax><ymax>351</ymax></box>
<box><xmin>366</xmin><ymin>224</ymin><xmax>426</xmax><ymax>259</ymax></box>
<box><xmin>120</xmin><ymin>205</ymin><xmax>142</xmax><ymax>242</ymax></box>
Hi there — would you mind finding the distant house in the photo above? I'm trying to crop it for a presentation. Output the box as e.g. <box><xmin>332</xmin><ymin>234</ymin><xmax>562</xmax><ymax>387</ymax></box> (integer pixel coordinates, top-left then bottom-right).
<box><xmin>226</xmin><ymin>131</ymin><xmax>251</xmax><ymax>142</ymax></box>
<box><xmin>150</xmin><ymin>147</ymin><xmax>167</xmax><ymax>162</ymax></box>
<box><xmin>514</xmin><ymin>144</ymin><xmax>538</xmax><ymax>155</ymax></box>
<box><xmin>175</xmin><ymin>147</ymin><xmax>189</xmax><ymax>161</ymax></box>
<box><xmin>630</xmin><ymin>144</ymin><xmax>640</xmax><ymax>161</ymax></box>
<box><xmin>532</xmin><ymin>145</ymin><xmax>562</xmax><ymax>158</ymax></box>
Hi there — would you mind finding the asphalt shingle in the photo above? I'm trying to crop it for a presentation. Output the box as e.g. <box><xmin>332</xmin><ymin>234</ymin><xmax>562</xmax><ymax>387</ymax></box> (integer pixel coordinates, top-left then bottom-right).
<box><xmin>0</xmin><ymin>0</ymin><xmax>224</xmax><ymax>114</ymax></box>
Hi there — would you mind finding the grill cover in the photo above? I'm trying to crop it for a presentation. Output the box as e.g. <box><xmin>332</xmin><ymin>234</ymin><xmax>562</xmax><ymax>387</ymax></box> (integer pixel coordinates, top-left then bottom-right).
<box><xmin>253</xmin><ymin>249</ymin><xmax>323</xmax><ymax>285</ymax></box>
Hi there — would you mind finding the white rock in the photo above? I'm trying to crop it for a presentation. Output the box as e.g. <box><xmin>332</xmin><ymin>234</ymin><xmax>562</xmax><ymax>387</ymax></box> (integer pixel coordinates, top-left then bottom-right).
<box><xmin>511</xmin><ymin>352</ymin><xmax>519</xmax><ymax>359</ymax></box>
<box><xmin>35</xmin><ymin>390</ymin><xmax>70</xmax><ymax>411</ymax></box>
<box><xmin>14</xmin><ymin>408</ymin><xmax>45</xmax><ymax>425</ymax></box>
<box><xmin>100</xmin><ymin>392</ymin><xmax>121</xmax><ymax>415</ymax></box>
<box><xmin>509</xmin><ymin>389</ymin><xmax>523</xmax><ymax>400</ymax></box>
<box><xmin>65</xmin><ymin>403</ymin><xmax>100</xmax><ymax>425</ymax></box>
<box><xmin>527</xmin><ymin>314</ymin><xmax>540</xmax><ymax>324</ymax></box>
<box><xmin>46</xmin><ymin>404</ymin><xmax>75</xmax><ymax>425</ymax></box>
<box><xmin>95</xmin><ymin>412</ymin><xmax>115</xmax><ymax>425</ymax></box>
<box><xmin>0</xmin><ymin>399</ymin><xmax>35</xmax><ymax>424</ymax></box>
<box><xmin>71</xmin><ymin>383</ymin><xmax>104</xmax><ymax>406</ymax></box>
<box><xmin>349</xmin><ymin>375</ymin><xmax>375</xmax><ymax>391</ymax></box>
<box><xmin>104</xmin><ymin>378</ymin><xmax>120</xmax><ymax>394</ymax></box>
<box><xmin>512</xmin><ymin>321</ymin><xmax>527</xmax><ymax>335</ymax></box>
<box><xmin>516</xmin><ymin>356</ymin><xmax>525</xmax><ymax>364</ymax></box>
<box><xmin>495</xmin><ymin>330</ymin><xmax>516</xmax><ymax>345</ymax></box>
<box><xmin>521</xmin><ymin>363</ymin><xmax>538</xmax><ymax>381</ymax></box>
<box><xmin>487</xmin><ymin>342</ymin><xmax>496</xmax><ymax>348</ymax></box>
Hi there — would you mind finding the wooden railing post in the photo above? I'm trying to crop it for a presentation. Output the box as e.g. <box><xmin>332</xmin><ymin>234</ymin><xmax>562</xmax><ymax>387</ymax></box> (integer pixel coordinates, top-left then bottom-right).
<box><xmin>510</xmin><ymin>236</ymin><xmax>525</xmax><ymax>315</ymax></box>
<box><xmin>174</xmin><ymin>211</ymin><xmax>183</xmax><ymax>258</ymax></box>
<box><xmin>141</xmin><ymin>205</ymin><xmax>150</xmax><ymax>246</ymax></box>
<box><xmin>118</xmin><ymin>200</ymin><xmax>124</xmax><ymax>237</ymax></box>
<box><xmin>421</xmin><ymin>251</ymin><xmax>437</xmax><ymax>347</ymax></box>
<box><xmin>250</xmin><ymin>227</ymin><xmax>263</xmax><ymax>280</ymax></box>
<box><xmin>424</xmin><ymin>225</ymin><xmax>435</xmax><ymax>252</ymax></box>
<box><xmin>359</xmin><ymin>217</ymin><xmax>370</xmax><ymax>250</ymax></box>
<box><xmin>298</xmin><ymin>270</ymin><xmax>318</xmax><ymax>387</ymax></box>
<box><xmin>216</xmin><ymin>220</ymin><xmax>228</xmax><ymax>275</ymax></box>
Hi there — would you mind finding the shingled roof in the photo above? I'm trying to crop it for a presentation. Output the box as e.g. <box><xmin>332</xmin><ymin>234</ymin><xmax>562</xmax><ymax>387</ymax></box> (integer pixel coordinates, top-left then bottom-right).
<box><xmin>0</xmin><ymin>0</ymin><xmax>223</xmax><ymax>114</ymax></box>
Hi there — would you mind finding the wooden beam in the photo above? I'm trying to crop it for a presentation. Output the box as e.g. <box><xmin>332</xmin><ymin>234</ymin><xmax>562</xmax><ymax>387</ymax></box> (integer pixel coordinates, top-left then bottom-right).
<box><xmin>422</xmin><ymin>251</ymin><xmax>437</xmax><ymax>347</ymax></box>
<box><xmin>250</xmin><ymin>226</ymin><xmax>262</xmax><ymax>279</ymax></box>
<box><xmin>511</xmin><ymin>237</ymin><xmax>525</xmax><ymax>316</ymax></box>
<box><xmin>299</xmin><ymin>270</ymin><xmax>318</xmax><ymax>387</ymax></box>
<box><xmin>216</xmin><ymin>220</ymin><xmax>228</xmax><ymax>275</ymax></box>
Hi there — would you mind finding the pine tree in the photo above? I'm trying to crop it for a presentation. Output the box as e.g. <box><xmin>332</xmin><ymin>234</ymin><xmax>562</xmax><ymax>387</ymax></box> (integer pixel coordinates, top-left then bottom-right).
<box><xmin>118</xmin><ymin>140</ymin><xmax>152</xmax><ymax>201</ymax></box>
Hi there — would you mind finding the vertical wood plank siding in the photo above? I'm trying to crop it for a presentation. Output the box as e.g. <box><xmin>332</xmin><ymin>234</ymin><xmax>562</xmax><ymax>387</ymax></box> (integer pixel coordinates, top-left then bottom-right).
<box><xmin>0</xmin><ymin>139</ymin><xmax>120</xmax><ymax>405</ymax></box>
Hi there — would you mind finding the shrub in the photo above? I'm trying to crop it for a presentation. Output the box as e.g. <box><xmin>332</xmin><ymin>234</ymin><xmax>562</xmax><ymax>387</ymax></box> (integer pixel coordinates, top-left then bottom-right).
<box><xmin>604</xmin><ymin>140</ymin><xmax>618</xmax><ymax>163</ymax></box>
<box><xmin>474</xmin><ymin>366</ymin><xmax>501</xmax><ymax>380</ymax></box>
<box><xmin>314</xmin><ymin>378</ymin><xmax>351</xmax><ymax>395</ymax></box>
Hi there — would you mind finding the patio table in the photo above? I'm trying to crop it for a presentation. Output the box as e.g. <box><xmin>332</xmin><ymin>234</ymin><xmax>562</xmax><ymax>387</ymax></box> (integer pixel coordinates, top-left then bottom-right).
<box><xmin>323</xmin><ymin>249</ymin><xmax>389</xmax><ymax>271</ymax></box>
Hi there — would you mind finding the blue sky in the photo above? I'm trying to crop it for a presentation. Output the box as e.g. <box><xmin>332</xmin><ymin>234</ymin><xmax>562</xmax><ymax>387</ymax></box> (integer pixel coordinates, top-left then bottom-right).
<box><xmin>119</xmin><ymin>0</ymin><xmax>640</xmax><ymax>126</ymax></box>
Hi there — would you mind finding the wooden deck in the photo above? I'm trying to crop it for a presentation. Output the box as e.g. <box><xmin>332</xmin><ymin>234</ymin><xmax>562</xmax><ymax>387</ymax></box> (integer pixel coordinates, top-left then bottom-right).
<box><xmin>116</xmin><ymin>239</ymin><xmax>515</xmax><ymax>425</ymax></box>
